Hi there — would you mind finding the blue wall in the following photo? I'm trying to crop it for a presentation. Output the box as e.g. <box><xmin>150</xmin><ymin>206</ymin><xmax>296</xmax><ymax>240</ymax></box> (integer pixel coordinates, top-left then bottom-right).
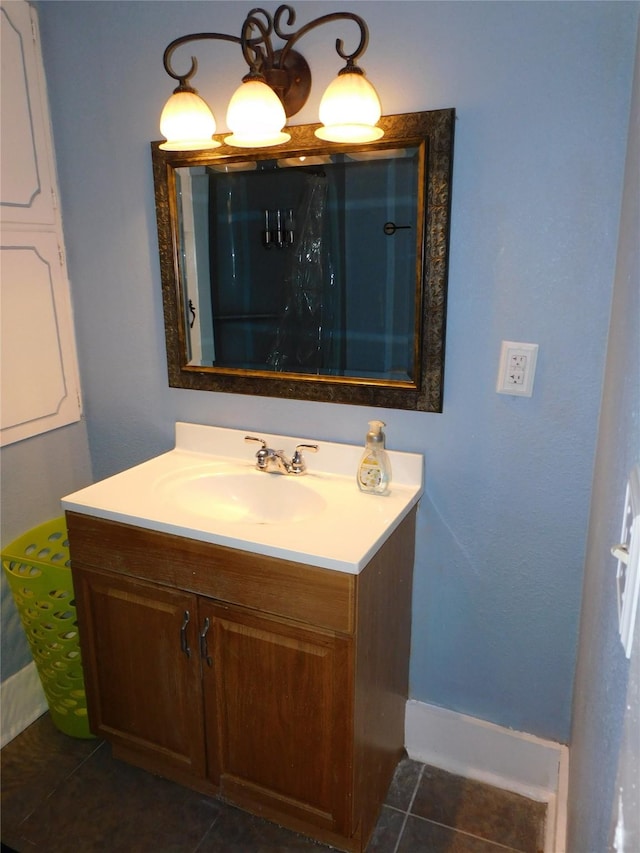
<box><xmin>36</xmin><ymin>0</ymin><xmax>638</xmax><ymax>743</ymax></box>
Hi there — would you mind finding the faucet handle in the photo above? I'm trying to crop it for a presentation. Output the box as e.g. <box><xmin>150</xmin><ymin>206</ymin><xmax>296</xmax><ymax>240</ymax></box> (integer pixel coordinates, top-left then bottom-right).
<box><xmin>245</xmin><ymin>435</ymin><xmax>269</xmax><ymax>469</ymax></box>
<box><xmin>291</xmin><ymin>443</ymin><xmax>319</xmax><ymax>474</ymax></box>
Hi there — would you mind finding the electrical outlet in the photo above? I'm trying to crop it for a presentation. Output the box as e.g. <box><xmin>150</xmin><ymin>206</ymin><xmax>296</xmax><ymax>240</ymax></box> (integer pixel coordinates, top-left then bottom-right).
<box><xmin>496</xmin><ymin>341</ymin><xmax>539</xmax><ymax>397</ymax></box>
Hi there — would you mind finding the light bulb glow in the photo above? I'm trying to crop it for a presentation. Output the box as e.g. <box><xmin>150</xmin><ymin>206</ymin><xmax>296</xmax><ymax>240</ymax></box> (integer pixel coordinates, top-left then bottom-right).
<box><xmin>315</xmin><ymin>71</ymin><xmax>384</xmax><ymax>143</ymax></box>
<box><xmin>159</xmin><ymin>90</ymin><xmax>220</xmax><ymax>150</ymax></box>
<box><xmin>225</xmin><ymin>79</ymin><xmax>290</xmax><ymax>148</ymax></box>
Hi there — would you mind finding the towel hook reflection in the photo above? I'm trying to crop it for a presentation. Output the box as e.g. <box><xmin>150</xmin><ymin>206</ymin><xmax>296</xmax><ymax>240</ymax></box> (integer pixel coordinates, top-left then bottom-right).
<box><xmin>383</xmin><ymin>221</ymin><xmax>411</xmax><ymax>236</ymax></box>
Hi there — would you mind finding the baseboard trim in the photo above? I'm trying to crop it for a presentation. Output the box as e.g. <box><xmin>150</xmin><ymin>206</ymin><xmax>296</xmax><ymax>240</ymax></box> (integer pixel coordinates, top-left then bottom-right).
<box><xmin>1</xmin><ymin>662</ymin><xmax>47</xmax><ymax>748</ymax></box>
<box><xmin>405</xmin><ymin>700</ymin><xmax>568</xmax><ymax>853</ymax></box>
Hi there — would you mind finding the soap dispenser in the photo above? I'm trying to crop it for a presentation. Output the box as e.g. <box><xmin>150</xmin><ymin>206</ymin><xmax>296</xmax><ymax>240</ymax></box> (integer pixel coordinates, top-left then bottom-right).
<box><xmin>357</xmin><ymin>420</ymin><xmax>392</xmax><ymax>495</ymax></box>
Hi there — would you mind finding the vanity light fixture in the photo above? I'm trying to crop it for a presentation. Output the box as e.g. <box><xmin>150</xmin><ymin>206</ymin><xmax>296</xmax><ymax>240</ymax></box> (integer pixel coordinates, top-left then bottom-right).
<box><xmin>158</xmin><ymin>4</ymin><xmax>383</xmax><ymax>150</ymax></box>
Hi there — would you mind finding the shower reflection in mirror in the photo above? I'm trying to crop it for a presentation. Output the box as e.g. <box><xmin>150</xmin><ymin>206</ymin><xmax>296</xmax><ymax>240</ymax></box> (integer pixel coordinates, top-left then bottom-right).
<box><xmin>175</xmin><ymin>147</ymin><xmax>420</xmax><ymax>379</ymax></box>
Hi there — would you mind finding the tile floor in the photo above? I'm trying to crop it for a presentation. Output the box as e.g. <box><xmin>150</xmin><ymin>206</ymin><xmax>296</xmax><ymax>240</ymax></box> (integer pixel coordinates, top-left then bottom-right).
<box><xmin>1</xmin><ymin>714</ymin><xmax>546</xmax><ymax>852</ymax></box>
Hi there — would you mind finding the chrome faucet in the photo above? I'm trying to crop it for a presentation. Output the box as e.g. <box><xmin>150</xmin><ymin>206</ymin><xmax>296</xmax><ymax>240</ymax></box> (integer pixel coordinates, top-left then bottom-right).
<box><xmin>245</xmin><ymin>436</ymin><xmax>318</xmax><ymax>475</ymax></box>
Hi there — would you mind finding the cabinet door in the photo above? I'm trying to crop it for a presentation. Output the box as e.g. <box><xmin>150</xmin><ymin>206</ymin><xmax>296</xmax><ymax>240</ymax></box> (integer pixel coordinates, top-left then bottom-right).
<box><xmin>73</xmin><ymin>566</ymin><xmax>206</xmax><ymax>779</ymax></box>
<box><xmin>0</xmin><ymin>231</ymin><xmax>82</xmax><ymax>443</ymax></box>
<box><xmin>1</xmin><ymin>1</ymin><xmax>56</xmax><ymax>225</ymax></box>
<box><xmin>202</xmin><ymin>602</ymin><xmax>353</xmax><ymax>834</ymax></box>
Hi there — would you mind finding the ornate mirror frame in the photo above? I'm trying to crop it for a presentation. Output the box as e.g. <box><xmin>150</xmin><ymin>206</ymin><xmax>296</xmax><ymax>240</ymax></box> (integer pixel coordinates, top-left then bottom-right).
<box><xmin>151</xmin><ymin>108</ymin><xmax>454</xmax><ymax>411</ymax></box>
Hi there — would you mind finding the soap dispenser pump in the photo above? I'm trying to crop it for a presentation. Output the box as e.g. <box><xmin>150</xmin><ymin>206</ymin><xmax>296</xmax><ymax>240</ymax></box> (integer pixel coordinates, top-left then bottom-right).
<box><xmin>357</xmin><ymin>420</ymin><xmax>391</xmax><ymax>495</ymax></box>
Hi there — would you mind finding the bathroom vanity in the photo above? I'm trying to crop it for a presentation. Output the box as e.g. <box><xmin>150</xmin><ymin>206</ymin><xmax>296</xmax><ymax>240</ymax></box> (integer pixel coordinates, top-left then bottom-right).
<box><xmin>62</xmin><ymin>424</ymin><xmax>423</xmax><ymax>853</ymax></box>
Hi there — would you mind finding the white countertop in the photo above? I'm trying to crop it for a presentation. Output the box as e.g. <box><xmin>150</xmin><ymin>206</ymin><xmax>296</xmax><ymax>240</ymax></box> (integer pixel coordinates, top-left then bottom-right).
<box><xmin>61</xmin><ymin>423</ymin><xmax>424</xmax><ymax>574</ymax></box>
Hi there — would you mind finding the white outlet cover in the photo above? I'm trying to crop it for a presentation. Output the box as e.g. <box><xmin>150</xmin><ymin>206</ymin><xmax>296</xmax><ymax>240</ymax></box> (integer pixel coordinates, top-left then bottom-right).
<box><xmin>496</xmin><ymin>341</ymin><xmax>539</xmax><ymax>397</ymax></box>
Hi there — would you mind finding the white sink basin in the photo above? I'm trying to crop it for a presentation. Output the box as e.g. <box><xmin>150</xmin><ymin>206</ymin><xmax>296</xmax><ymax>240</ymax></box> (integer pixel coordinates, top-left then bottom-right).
<box><xmin>158</xmin><ymin>469</ymin><xmax>326</xmax><ymax>524</ymax></box>
<box><xmin>61</xmin><ymin>423</ymin><xmax>424</xmax><ymax>573</ymax></box>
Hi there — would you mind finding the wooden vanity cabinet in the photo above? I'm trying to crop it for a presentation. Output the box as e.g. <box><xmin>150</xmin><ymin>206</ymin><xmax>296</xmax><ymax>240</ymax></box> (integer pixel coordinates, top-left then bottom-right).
<box><xmin>66</xmin><ymin>510</ymin><xmax>416</xmax><ymax>853</ymax></box>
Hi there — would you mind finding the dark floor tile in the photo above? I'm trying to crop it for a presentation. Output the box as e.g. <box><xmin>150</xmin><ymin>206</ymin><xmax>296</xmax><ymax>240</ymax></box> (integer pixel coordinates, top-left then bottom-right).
<box><xmin>383</xmin><ymin>758</ymin><xmax>423</xmax><ymax>811</ymax></box>
<box><xmin>1</xmin><ymin>715</ymin><xmax>100</xmax><ymax>842</ymax></box>
<box><xmin>411</xmin><ymin>766</ymin><xmax>546</xmax><ymax>853</ymax></box>
<box><xmin>365</xmin><ymin>806</ymin><xmax>405</xmax><ymax>852</ymax></box>
<box><xmin>15</xmin><ymin>743</ymin><xmax>221</xmax><ymax>852</ymax></box>
<box><xmin>397</xmin><ymin>815</ymin><xmax>523</xmax><ymax>853</ymax></box>
<box><xmin>2</xmin><ymin>714</ymin><xmax>549</xmax><ymax>853</ymax></box>
<box><xmin>197</xmin><ymin>803</ymin><xmax>334</xmax><ymax>851</ymax></box>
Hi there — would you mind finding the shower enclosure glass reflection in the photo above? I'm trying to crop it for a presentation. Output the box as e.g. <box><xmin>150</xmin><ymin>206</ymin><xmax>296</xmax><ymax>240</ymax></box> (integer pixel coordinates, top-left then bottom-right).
<box><xmin>175</xmin><ymin>147</ymin><xmax>420</xmax><ymax>380</ymax></box>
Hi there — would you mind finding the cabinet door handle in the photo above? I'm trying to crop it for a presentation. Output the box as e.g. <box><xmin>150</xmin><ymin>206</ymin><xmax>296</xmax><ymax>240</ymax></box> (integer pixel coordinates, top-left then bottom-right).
<box><xmin>180</xmin><ymin>610</ymin><xmax>191</xmax><ymax>658</ymax></box>
<box><xmin>200</xmin><ymin>617</ymin><xmax>213</xmax><ymax>667</ymax></box>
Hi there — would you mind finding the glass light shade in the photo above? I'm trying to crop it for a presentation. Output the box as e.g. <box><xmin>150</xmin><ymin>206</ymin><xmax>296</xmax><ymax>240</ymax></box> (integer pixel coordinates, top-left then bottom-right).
<box><xmin>159</xmin><ymin>90</ymin><xmax>220</xmax><ymax>151</ymax></box>
<box><xmin>224</xmin><ymin>79</ymin><xmax>291</xmax><ymax>148</ymax></box>
<box><xmin>315</xmin><ymin>71</ymin><xmax>384</xmax><ymax>143</ymax></box>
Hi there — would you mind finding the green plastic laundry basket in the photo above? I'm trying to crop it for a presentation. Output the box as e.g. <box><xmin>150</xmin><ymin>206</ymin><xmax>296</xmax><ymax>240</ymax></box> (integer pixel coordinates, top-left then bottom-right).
<box><xmin>2</xmin><ymin>517</ymin><xmax>93</xmax><ymax>738</ymax></box>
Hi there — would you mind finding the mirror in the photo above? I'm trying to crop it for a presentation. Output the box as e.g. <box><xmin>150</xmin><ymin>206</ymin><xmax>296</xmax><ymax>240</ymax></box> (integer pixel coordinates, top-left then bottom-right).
<box><xmin>151</xmin><ymin>109</ymin><xmax>454</xmax><ymax>411</ymax></box>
